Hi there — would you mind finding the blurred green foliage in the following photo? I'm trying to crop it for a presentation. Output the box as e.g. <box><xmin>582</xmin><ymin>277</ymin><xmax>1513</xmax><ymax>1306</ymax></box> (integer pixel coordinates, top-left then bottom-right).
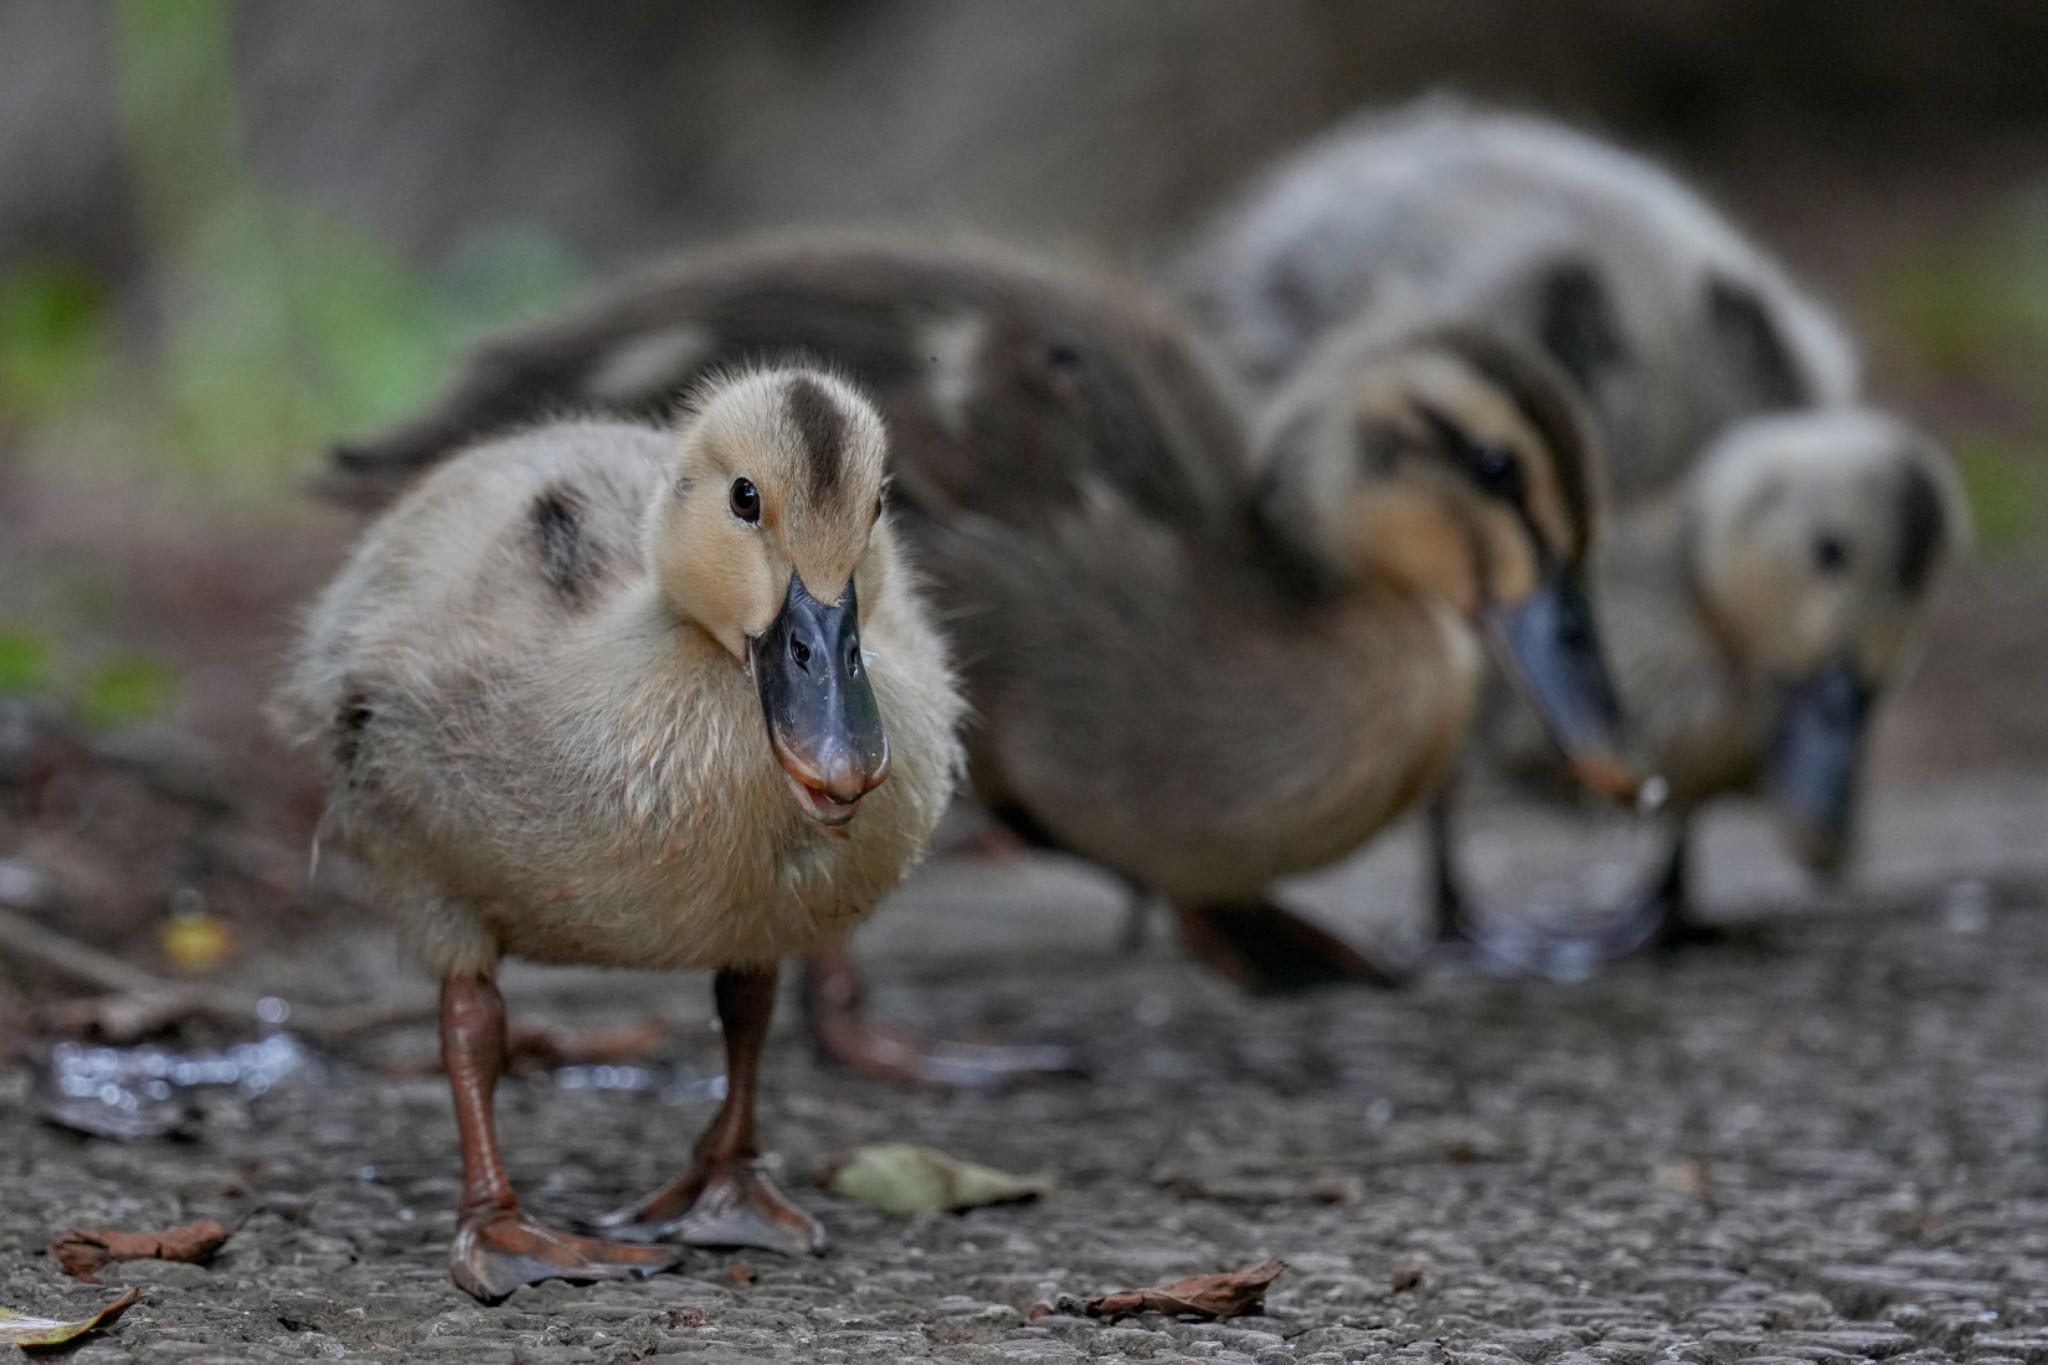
<box><xmin>78</xmin><ymin>655</ymin><xmax>180</xmax><ymax>730</ymax></box>
<box><xmin>1879</xmin><ymin>188</ymin><xmax>2048</xmax><ymax>550</ymax></box>
<box><xmin>0</xmin><ymin>626</ymin><xmax>178</xmax><ymax>731</ymax></box>
<box><xmin>5</xmin><ymin>0</ymin><xmax>580</xmax><ymax>498</ymax></box>
<box><xmin>1879</xmin><ymin>205</ymin><xmax>2048</xmax><ymax>382</ymax></box>
<box><xmin>0</xmin><ymin>262</ymin><xmax>114</xmax><ymax>418</ymax></box>
<box><xmin>1954</xmin><ymin>436</ymin><xmax>2048</xmax><ymax>550</ymax></box>
<box><xmin>0</xmin><ymin>630</ymin><xmax>58</xmax><ymax>696</ymax></box>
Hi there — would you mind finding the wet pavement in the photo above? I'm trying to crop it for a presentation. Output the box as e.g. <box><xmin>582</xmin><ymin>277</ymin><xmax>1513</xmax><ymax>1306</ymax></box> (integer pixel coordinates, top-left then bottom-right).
<box><xmin>3</xmin><ymin>773</ymin><xmax>2046</xmax><ymax>1364</ymax></box>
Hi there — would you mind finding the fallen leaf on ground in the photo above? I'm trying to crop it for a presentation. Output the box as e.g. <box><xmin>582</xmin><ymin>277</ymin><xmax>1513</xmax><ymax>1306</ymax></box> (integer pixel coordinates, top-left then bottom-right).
<box><xmin>505</xmin><ymin>1015</ymin><xmax>671</xmax><ymax>1072</ymax></box>
<box><xmin>818</xmin><ymin>1142</ymin><xmax>1052</xmax><ymax>1214</ymax></box>
<box><xmin>1068</xmin><ymin>1259</ymin><xmax>1286</xmax><ymax>1323</ymax></box>
<box><xmin>381</xmin><ymin>1014</ymin><xmax>673</xmax><ymax>1078</ymax></box>
<box><xmin>1653</xmin><ymin>1159</ymin><xmax>1711</xmax><ymax>1198</ymax></box>
<box><xmin>0</xmin><ymin>1287</ymin><xmax>143</xmax><ymax>1348</ymax></box>
<box><xmin>49</xmin><ymin>1218</ymin><xmax>231</xmax><ymax>1283</ymax></box>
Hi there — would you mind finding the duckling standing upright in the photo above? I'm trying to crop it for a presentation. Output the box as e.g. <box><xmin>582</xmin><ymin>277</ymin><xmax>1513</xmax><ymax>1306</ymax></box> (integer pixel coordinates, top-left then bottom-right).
<box><xmin>320</xmin><ymin>237</ymin><xmax>1647</xmax><ymax>1037</ymax></box>
<box><xmin>277</xmin><ymin>369</ymin><xmax>963</xmax><ymax>1300</ymax></box>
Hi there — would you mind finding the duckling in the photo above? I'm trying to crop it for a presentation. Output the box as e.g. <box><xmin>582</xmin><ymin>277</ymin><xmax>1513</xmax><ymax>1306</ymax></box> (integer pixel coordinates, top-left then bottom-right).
<box><xmin>276</xmin><ymin>369</ymin><xmax>964</xmax><ymax>1301</ymax></box>
<box><xmin>1179</xmin><ymin>98</ymin><xmax>1966</xmax><ymax>961</ymax></box>
<box><xmin>1174</xmin><ymin>96</ymin><xmax>1860</xmax><ymax>501</ymax></box>
<box><xmin>321</xmin><ymin>237</ymin><xmax>1644</xmax><ymax>1030</ymax></box>
<box><xmin>1438</xmin><ymin>409</ymin><xmax>1967</xmax><ymax>968</ymax></box>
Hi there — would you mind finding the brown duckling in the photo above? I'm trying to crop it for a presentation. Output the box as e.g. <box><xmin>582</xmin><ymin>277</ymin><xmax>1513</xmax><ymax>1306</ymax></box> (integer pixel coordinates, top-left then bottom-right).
<box><xmin>321</xmin><ymin>237</ymin><xmax>1645</xmax><ymax>1057</ymax></box>
<box><xmin>277</xmin><ymin>369</ymin><xmax>964</xmax><ymax>1300</ymax></box>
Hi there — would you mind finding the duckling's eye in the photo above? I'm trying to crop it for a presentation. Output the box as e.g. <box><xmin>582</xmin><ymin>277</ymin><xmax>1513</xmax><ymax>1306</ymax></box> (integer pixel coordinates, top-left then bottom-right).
<box><xmin>729</xmin><ymin>477</ymin><xmax>761</xmax><ymax>523</ymax></box>
<box><xmin>1470</xmin><ymin>445</ymin><xmax>1523</xmax><ymax>499</ymax></box>
<box><xmin>1814</xmin><ymin>532</ymin><xmax>1851</xmax><ymax>574</ymax></box>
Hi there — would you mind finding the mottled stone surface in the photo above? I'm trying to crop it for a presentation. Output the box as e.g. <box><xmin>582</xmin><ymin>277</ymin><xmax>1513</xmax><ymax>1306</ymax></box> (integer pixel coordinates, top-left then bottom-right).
<box><xmin>4</xmin><ymin>799</ymin><xmax>2046</xmax><ymax>1363</ymax></box>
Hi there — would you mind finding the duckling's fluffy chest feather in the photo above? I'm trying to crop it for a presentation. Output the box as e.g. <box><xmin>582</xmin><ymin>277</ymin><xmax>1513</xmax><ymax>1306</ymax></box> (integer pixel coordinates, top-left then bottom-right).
<box><xmin>439</xmin><ymin>623</ymin><xmax>916</xmax><ymax>971</ymax></box>
<box><xmin>278</xmin><ymin>422</ymin><xmax>961</xmax><ymax>977</ymax></box>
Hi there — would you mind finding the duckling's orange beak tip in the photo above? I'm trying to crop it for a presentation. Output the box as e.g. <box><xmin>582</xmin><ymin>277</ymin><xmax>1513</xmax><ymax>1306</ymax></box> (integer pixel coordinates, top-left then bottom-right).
<box><xmin>751</xmin><ymin>574</ymin><xmax>891</xmax><ymax>825</ymax></box>
<box><xmin>1483</xmin><ymin>569</ymin><xmax>1654</xmax><ymax>810</ymax></box>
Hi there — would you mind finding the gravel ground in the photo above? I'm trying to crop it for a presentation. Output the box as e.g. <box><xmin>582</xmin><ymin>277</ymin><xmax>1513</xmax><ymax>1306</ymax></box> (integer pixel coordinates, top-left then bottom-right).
<box><xmin>4</xmin><ymin>775</ymin><xmax>2047</xmax><ymax>1365</ymax></box>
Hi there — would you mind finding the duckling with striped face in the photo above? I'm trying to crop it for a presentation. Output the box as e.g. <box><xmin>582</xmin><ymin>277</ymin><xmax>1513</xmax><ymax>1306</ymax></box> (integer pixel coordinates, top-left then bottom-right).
<box><xmin>279</xmin><ymin>369</ymin><xmax>963</xmax><ymax>1301</ymax></box>
<box><xmin>1468</xmin><ymin>408</ymin><xmax>1966</xmax><ymax>962</ymax></box>
<box><xmin>1684</xmin><ymin>410</ymin><xmax>1965</xmax><ymax>870</ymax></box>
<box><xmin>1254</xmin><ymin>321</ymin><xmax>1641</xmax><ymax>806</ymax></box>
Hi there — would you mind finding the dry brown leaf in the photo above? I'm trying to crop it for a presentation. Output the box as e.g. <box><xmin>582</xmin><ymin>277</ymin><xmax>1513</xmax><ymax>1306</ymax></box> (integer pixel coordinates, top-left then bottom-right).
<box><xmin>1078</xmin><ymin>1259</ymin><xmax>1286</xmax><ymax>1323</ymax></box>
<box><xmin>1653</xmin><ymin>1159</ymin><xmax>1711</xmax><ymax>1199</ymax></box>
<box><xmin>381</xmin><ymin>1014</ymin><xmax>673</xmax><ymax>1078</ymax></box>
<box><xmin>505</xmin><ymin>1015</ymin><xmax>671</xmax><ymax>1072</ymax></box>
<box><xmin>49</xmin><ymin>1218</ymin><xmax>231</xmax><ymax>1283</ymax></box>
<box><xmin>0</xmin><ymin>1287</ymin><xmax>143</xmax><ymax>1349</ymax></box>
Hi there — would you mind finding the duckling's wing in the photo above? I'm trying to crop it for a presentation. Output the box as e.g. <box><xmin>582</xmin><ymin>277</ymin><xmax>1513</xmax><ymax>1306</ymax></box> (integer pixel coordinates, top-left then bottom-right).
<box><xmin>324</xmin><ymin>238</ymin><xmax>1247</xmax><ymax>542</ymax></box>
<box><xmin>282</xmin><ymin>421</ymin><xmax>664</xmax><ymax>760</ymax></box>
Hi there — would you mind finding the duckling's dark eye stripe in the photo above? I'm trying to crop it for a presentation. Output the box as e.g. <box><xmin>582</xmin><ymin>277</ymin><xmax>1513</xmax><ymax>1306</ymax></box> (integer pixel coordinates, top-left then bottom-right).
<box><xmin>1440</xmin><ymin>331</ymin><xmax>1595</xmax><ymax>553</ymax></box>
<box><xmin>1402</xmin><ymin>400</ymin><xmax>1507</xmax><ymax>585</ymax></box>
<box><xmin>786</xmin><ymin>376</ymin><xmax>846</xmax><ymax>500</ymax></box>
<box><xmin>1413</xmin><ymin>398</ymin><xmax>1555</xmax><ymax>571</ymax></box>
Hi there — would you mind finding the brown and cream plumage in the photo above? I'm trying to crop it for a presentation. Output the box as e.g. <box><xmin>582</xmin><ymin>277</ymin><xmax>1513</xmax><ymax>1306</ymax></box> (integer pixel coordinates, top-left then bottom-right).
<box><xmin>323</xmin><ymin>235</ymin><xmax>1639</xmax><ymax>1016</ymax></box>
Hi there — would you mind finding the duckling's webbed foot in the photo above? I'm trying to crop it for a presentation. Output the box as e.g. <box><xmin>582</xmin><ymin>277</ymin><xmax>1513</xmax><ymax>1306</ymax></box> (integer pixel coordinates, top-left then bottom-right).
<box><xmin>439</xmin><ymin>976</ymin><xmax>683</xmax><ymax>1304</ymax></box>
<box><xmin>593</xmin><ymin>1160</ymin><xmax>826</xmax><ymax>1256</ymax></box>
<box><xmin>589</xmin><ymin>967</ymin><xmax>828</xmax><ymax>1257</ymax></box>
<box><xmin>452</xmin><ymin>1210</ymin><xmax>683</xmax><ymax>1304</ymax></box>
<box><xmin>802</xmin><ymin>943</ymin><xmax>1087</xmax><ymax>1090</ymax></box>
<box><xmin>1172</xmin><ymin>900</ymin><xmax>1406</xmax><ymax>994</ymax></box>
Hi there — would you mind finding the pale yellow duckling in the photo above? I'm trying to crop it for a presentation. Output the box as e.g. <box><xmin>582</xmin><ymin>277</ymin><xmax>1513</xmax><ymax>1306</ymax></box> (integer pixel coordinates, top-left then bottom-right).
<box><xmin>1452</xmin><ymin>408</ymin><xmax>1967</xmax><ymax>966</ymax></box>
<box><xmin>277</xmin><ymin>369</ymin><xmax>963</xmax><ymax>1300</ymax></box>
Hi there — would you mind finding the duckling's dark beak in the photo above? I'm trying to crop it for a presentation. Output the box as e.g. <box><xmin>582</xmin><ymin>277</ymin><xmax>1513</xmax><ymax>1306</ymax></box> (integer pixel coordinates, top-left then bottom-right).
<box><xmin>1484</xmin><ymin>569</ymin><xmax>1657</xmax><ymax>809</ymax></box>
<box><xmin>1767</xmin><ymin>651</ymin><xmax>1872</xmax><ymax>876</ymax></box>
<box><xmin>751</xmin><ymin>575</ymin><xmax>890</xmax><ymax>824</ymax></box>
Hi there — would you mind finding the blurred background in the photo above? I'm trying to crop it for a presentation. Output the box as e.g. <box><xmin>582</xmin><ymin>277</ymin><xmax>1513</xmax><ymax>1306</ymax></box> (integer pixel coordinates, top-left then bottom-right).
<box><xmin>1</xmin><ymin>0</ymin><xmax>2045</xmax><ymax>993</ymax></box>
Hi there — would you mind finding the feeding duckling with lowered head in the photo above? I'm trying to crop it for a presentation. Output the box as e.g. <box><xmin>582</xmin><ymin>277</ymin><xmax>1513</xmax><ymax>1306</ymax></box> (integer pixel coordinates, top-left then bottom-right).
<box><xmin>1454</xmin><ymin>410</ymin><xmax>1965</xmax><ymax>965</ymax></box>
<box><xmin>1178</xmin><ymin>99</ymin><xmax>1965</xmax><ymax>966</ymax></box>
<box><xmin>320</xmin><ymin>237</ymin><xmax>1651</xmax><ymax>1018</ymax></box>
<box><xmin>277</xmin><ymin>368</ymin><xmax>964</xmax><ymax>1301</ymax></box>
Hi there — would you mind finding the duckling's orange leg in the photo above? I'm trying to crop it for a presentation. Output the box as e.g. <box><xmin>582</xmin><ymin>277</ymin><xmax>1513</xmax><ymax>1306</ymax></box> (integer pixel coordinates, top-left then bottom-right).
<box><xmin>441</xmin><ymin>976</ymin><xmax>683</xmax><ymax>1303</ymax></box>
<box><xmin>802</xmin><ymin>943</ymin><xmax>1087</xmax><ymax>1090</ymax></box>
<box><xmin>1172</xmin><ymin>900</ymin><xmax>1407</xmax><ymax>994</ymax></box>
<box><xmin>589</xmin><ymin>967</ymin><xmax>826</xmax><ymax>1256</ymax></box>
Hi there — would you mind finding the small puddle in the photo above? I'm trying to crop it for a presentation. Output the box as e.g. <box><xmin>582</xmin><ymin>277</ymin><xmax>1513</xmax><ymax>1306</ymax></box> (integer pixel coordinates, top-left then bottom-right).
<box><xmin>37</xmin><ymin>1033</ymin><xmax>315</xmax><ymax>1140</ymax></box>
